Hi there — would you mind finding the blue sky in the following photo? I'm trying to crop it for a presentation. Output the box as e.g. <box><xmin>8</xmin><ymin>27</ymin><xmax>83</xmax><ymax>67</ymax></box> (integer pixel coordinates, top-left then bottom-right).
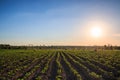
<box><xmin>0</xmin><ymin>0</ymin><xmax>120</xmax><ymax>46</ymax></box>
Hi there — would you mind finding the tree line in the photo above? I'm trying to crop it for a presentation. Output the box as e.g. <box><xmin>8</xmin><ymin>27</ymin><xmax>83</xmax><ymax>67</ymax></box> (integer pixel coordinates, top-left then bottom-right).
<box><xmin>0</xmin><ymin>44</ymin><xmax>120</xmax><ymax>50</ymax></box>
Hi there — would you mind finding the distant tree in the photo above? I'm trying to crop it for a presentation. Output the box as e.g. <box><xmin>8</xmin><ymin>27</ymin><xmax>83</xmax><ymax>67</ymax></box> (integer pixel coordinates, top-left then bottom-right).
<box><xmin>104</xmin><ymin>45</ymin><xmax>107</xmax><ymax>50</ymax></box>
<box><xmin>0</xmin><ymin>44</ymin><xmax>11</xmax><ymax>49</ymax></box>
<box><xmin>110</xmin><ymin>45</ymin><xmax>113</xmax><ymax>50</ymax></box>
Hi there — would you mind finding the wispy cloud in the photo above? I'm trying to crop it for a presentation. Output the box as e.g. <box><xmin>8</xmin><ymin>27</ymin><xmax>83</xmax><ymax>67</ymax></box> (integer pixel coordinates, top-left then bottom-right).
<box><xmin>113</xmin><ymin>34</ymin><xmax>120</xmax><ymax>37</ymax></box>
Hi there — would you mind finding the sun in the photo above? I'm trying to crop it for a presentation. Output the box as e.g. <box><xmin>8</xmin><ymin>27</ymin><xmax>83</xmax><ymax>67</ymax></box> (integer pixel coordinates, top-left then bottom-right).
<box><xmin>91</xmin><ymin>26</ymin><xmax>102</xmax><ymax>38</ymax></box>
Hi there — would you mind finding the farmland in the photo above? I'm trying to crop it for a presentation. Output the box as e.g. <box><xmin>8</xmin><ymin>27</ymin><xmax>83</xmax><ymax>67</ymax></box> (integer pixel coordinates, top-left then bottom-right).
<box><xmin>0</xmin><ymin>49</ymin><xmax>120</xmax><ymax>80</ymax></box>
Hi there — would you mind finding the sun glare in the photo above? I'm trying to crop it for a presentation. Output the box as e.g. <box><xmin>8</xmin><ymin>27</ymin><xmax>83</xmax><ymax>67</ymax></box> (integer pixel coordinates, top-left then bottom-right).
<box><xmin>91</xmin><ymin>26</ymin><xmax>102</xmax><ymax>38</ymax></box>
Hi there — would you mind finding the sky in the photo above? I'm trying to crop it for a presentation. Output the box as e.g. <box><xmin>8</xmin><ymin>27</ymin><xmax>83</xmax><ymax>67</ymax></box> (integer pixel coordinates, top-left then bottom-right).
<box><xmin>0</xmin><ymin>0</ymin><xmax>120</xmax><ymax>46</ymax></box>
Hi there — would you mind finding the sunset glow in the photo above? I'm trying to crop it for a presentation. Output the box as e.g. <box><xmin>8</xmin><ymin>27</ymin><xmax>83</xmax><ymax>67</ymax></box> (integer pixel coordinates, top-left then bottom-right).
<box><xmin>91</xmin><ymin>26</ymin><xmax>102</xmax><ymax>38</ymax></box>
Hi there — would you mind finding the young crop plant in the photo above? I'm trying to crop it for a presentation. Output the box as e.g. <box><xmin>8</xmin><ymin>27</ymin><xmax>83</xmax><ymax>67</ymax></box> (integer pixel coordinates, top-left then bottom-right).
<box><xmin>41</xmin><ymin>52</ymin><xmax>55</xmax><ymax>74</ymax></box>
<box><xmin>61</xmin><ymin>52</ymin><xmax>82</xmax><ymax>80</ymax></box>
<box><xmin>55</xmin><ymin>52</ymin><xmax>63</xmax><ymax>80</ymax></box>
<box><xmin>35</xmin><ymin>76</ymin><xmax>42</xmax><ymax>80</ymax></box>
<box><xmin>64</xmin><ymin>52</ymin><xmax>103</xmax><ymax>80</ymax></box>
<box><xmin>0</xmin><ymin>49</ymin><xmax>120</xmax><ymax>80</ymax></box>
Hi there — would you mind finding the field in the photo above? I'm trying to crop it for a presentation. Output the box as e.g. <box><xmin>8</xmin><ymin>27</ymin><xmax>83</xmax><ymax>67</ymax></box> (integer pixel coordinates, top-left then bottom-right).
<box><xmin>0</xmin><ymin>49</ymin><xmax>120</xmax><ymax>80</ymax></box>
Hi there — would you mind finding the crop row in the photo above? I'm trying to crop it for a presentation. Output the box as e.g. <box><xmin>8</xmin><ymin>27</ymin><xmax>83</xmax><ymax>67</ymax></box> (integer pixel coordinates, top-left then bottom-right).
<box><xmin>0</xmin><ymin>49</ymin><xmax>120</xmax><ymax>80</ymax></box>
